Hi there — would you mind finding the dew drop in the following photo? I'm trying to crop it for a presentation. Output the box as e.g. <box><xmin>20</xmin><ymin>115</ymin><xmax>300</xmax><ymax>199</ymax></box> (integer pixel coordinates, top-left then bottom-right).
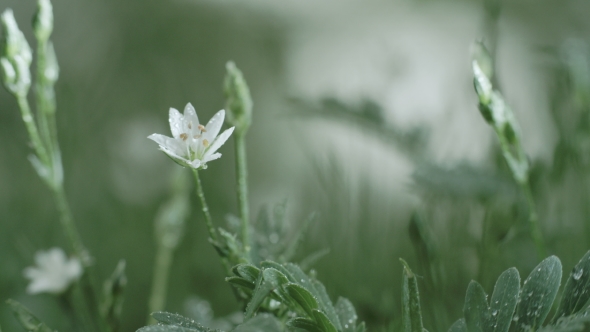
<box><xmin>492</xmin><ymin>310</ymin><xmax>498</xmax><ymax>316</ymax></box>
<box><xmin>574</xmin><ymin>268</ymin><xmax>584</xmax><ymax>280</ymax></box>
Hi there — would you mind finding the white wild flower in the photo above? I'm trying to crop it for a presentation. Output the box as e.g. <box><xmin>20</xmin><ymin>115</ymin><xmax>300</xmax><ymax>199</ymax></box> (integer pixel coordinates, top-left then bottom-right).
<box><xmin>23</xmin><ymin>248</ymin><xmax>82</xmax><ymax>294</ymax></box>
<box><xmin>148</xmin><ymin>103</ymin><xmax>235</xmax><ymax>170</ymax></box>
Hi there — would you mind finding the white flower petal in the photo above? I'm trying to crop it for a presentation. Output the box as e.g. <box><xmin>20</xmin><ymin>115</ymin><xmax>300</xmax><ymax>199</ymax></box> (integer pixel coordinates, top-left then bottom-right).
<box><xmin>183</xmin><ymin>103</ymin><xmax>200</xmax><ymax>136</ymax></box>
<box><xmin>148</xmin><ymin>134</ymin><xmax>186</xmax><ymax>157</ymax></box>
<box><xmin>203</xmin><ymin>152</ymin><xmax>222</xmax><ymax>163</ymax></box>
<box><xmin>168</xmin><ymin>108</ymin><xmax>183</xmax><ymax>139</ymax></box>
<box><xmin>202</xmin><ymin>110</ymin><xmax>225</xmax><ymax>143</ymax></box>
<box><xmin>204</xmin><ymin>126</ymin><xmax>235</xmax><ymax>159</ymax></box>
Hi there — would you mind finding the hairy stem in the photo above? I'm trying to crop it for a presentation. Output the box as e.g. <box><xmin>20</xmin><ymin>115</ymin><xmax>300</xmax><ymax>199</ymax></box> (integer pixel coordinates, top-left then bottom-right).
<box><xmin>234</xmin><ymin>132</ymin><xmax>250</xmax><ymax>253</ymax></box>
<box><xmin>192</xmin><ymin>169</ymin><xmax>218</xmax><ymax>242</ymax></box>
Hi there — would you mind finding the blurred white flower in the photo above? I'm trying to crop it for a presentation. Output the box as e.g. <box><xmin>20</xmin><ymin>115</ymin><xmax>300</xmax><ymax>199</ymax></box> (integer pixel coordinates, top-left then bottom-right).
<box><xmin>23</xmin><ymin>248</ymin><xmax>82</xmax><ymax>294</ymax></box>
<box><xmin>148</xmin><ymin>103</ymin><xmax>235</xmax><ymax>170</ymax></box>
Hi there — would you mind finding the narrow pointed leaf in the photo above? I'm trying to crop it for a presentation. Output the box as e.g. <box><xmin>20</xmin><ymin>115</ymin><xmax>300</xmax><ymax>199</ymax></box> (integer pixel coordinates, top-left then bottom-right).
<box><xmin>244</xmin><ymin>272</ymin><xmax>275</xmax><ymax>319</ymax></box>
<box><xmin>226</xmin><ymin>276</ymin><xmax>255</xmax><ymax>291</ymax></box>
<box><xmin>233</xmin><ymin>314</ymin><xmax>281</xmax><ymax>332</ymax></box>
<box><xmin>311</xmin><ymin>279</ymin><xmax>343</xmax><ymax>330</ymax></box>
<box><xmin>285</xmin><ymin>283</ymin><xmax>319</xmax><ymax>317</ymax></box>
<box><xmin>512</xmin><ymin>256</ymin><xmax>562</xmax><ymax>331</ymax></box>
<box><xmin>261</xmin><ymin>261</ymin><xmax>295</xmax><ymax>282</ymax></box>
<box><xmin>489</xmin><ymin>267</ymin><xmax>520</xmax><ymax>332</ymax></box>
<box><xmin>137</xmin><ymin>326</ymin><xmax>203</xmax><ymax>332</ymax></box>
<box><xmin>335</xmin><ymin>297</ymin><xmax>358</xmax><ymax>332</ymax></box>
<box><xmin>6</xmin><ymin>299</ymin><xmax>54</xmax><ymax>332</ymax></box>
<box><xmin>312</xmin><ymin>309</ymin><xmax>338</xmax><ymax>332</ymax></box>
<box><xmin>151</xmin><ymin>312</ymin><xmax>217</xmax><ymax>331</ymax></box>
<box><xmin>463</xmin><ymin>281</ymin><xmax>490</xmax><ymax>332</ymax></box>
<box><xmin>286</xmin><ymin>317</ymin><xmax>323</xmax><ymax>332</ymax></box>
<box><xmin>554</xmin><ymin>250</ymin><xmax>590</xmax><ymax>321</ymax></box>
<box><xmin>233</xmin><ymin>264</ymin><xmax>260</xmax><ymax>283</ymax></box>
<box><xmin>448</xmin><ymin>319</ymin><xmax>468</xmax><ymax>332</ymax></box>
<box><xmin>401</xmin><ymin>259</ymin><xmax>425</xmax><ymax>332</ymax></box>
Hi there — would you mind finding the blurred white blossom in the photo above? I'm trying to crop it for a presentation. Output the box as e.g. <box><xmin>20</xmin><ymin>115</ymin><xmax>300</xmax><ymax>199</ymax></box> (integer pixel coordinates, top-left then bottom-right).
<box><xmin>148</xmin><ymin>103</ymin><xmax>235</xmax><ymax>170</ymax></box>
<box><xmin>23</xmin><ymin>248</ymin><xmax>82</xmax><ymax>294</ymax></box>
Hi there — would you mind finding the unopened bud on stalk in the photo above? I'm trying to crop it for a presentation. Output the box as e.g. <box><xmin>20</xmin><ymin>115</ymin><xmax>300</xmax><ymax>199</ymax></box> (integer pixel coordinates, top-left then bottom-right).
<box><xmin>223</xmin><ymin>61</ymin><xmax>252</xmax><ymax>134</ymax></box>
<box><xmin>1</xmin><ymin>9</ymin><xmax>32</xmax><ymax>95</ymax></box>
<box><xmin>33</xmin><ymin>0</ymin><xmax>53</xmax><ymax>42</ymax></box>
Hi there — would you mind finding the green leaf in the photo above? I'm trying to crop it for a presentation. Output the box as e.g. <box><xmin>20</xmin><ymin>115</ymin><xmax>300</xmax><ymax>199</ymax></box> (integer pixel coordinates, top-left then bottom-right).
<box><xmin>232</xmin><ymin>314</ymin><xmax>281</xmax><ymax>332</ymax></box>
<box><xmin>539</xmin><ymin>310</ymin><xmax>590</xmax><ymax>332</ymax></box>
<box><xmin>262</xmin><ymin>267</ymin><xmax>291</xmax><ymax>304</ymax></box>
<box><xmin>244</xmin><ymin>271</ymin><xmax>275</xmax><ymax>319</ymax></box>
<box><xmin>286</xmin><ymin>318</ymin><xmax>323</xmax><ymax>332</ymax></box>
<box><xmin>6</xmin><ymin>299</ymin><xmax>55</xmax><ymax>332</ymax></box>
<box><xmin>150</xmin><ymin>312</ymin><xmax>218</xmax><ymax>331</ymax></box>
<box><xmin>554</xmin><ymin>250</ymin><xmax>590</xmax><ymax>321</ymax></box>
<box><xmin>310</xmin><ymin>280</ymin><xmax>342</xmax><ymax>331</ymax></box>
<box><xmin>261</xmin><ymin>261</ymin><xmax>296</xmax><ymax>282</ymax></box>
<box><xmin>511</xmin><ymin>256</ymin><xmax>562</xmax><ymax>331</ymax></box>
<box><xmin>226</xmin><ymin>276</ymin><xmax>255</xmax><ymax>291</ymax></box>
<box><xmin>137</xmin><ymin>326</ymin><xmax>203</xmax><ymax>332</ymax></box>
<box><xmin>401</xmin><ymin>259</ymin><xmax>425</xmax><ymax>332</ymax></box>
<box><xmin>355</xmin><ymin>321</ymin><xmax>367</xmax><ymax>332</ymax></box>
<box><xmin>463</xmin><ymin>281</ymin><xmax>490</xmax><ymax>332</ymax></box>
<box><xmin>284</xmin><ymin>263</ymin><xmax>342</xmax><ymax>330</ymax></box>
<box><xmin>311</xmin><ymin>309</ymin><xmax>338</xmax><ymax>332</ymax></box>
<box><xmin>489</xmin><ymin>268</ymin><xmax>520</xmax><ymax>332</ymax></box>
<box><xmin>285</xmin><ymin>283</ymin><xmax>319</xmax><ymax>317</ymax></box>
<box><xmin>233</xmin><ymin>264</ymin><xmax>260</xmax><ymax>284</ymax></box>
<box><xmin>448</xmin><ymin>319</ymin><xmax>468</xmax><ymax>332</ymax></box>
<box><xmin>335</xmin><ymin>297</ymin><xmax>358</xmax><ymax>332</ymax></box>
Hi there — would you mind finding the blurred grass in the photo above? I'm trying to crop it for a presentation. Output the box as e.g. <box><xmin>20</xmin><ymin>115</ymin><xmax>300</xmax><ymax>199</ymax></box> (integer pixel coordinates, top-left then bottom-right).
<box><xmin>2</xmin><ymin>0</ymin><xmax>590</xmax><ymax>331</ymax></box>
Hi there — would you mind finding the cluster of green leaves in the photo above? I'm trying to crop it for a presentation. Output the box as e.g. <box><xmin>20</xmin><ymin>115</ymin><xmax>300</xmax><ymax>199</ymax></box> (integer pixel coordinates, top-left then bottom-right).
<box><xmin>227</xmin><ymin>261</ymin><xmax>365</xmax><ymax>332</ymax></box>
<box><xmin>134</xmin><ymin>260</ymin><xmax>365</xmax><ymax>332</ymax></box>
<box><xmin>447</xmin><ymin>250</ymin><xmax>590</xmax><ymax>332</ymax></box>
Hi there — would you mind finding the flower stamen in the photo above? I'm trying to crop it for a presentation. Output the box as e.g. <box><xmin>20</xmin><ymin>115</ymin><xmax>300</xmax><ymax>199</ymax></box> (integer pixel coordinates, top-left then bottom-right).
<box><xmin>198</xmin><ymin>124</ymin><xmax>207</xmax><ymax>132</ymax></box>
<box><xmin>203</xmin><ymin>139</ymin><xmax>210</xmax><ymax>147</ymax></box>
<box><xmin>180</xmin><ymin>133</ymin><xmax>188</xmax><ymax>141</ymax></box>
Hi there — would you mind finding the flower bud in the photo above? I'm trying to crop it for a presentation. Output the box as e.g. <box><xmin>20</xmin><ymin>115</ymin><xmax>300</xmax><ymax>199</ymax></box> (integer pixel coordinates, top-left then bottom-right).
<box><xmin>33</xmin><ymin>0</ymin><xmax>53</xmax><ymax>42</ymax></box>
<box><xmin>1</xmin><ymin>9</ymin><xmax>32</xmax><ymax>95</ymax></box>
<box><xmin>223</xmin><ymin>61</ymin><xmax>252</xmax><ymax>134</ymax></box>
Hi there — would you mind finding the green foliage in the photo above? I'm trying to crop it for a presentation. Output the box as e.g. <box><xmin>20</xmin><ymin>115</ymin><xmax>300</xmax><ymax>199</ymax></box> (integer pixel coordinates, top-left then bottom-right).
<box><xmin>400</xmin><ymin>259</ymin><xmax>425</xmax><ymax>332</ymax></box>
<box><xmin>223</xmin><ymin>261</ymin><xmax>365</xmax><ymax>332</ymax></box>
<box><xmin>6</xmin><ymin>299</ymin><xmax>55</xmax><ymax>332</ymax></box>
<box><xmin>448</xmin><ymin>251</ymin><xmax>590</xmax><ymax>332</ymax></box>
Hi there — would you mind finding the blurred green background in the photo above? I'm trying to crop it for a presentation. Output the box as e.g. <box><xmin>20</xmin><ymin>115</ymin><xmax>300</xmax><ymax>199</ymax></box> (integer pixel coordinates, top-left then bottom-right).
<box><xmin>2</xmin><ymin>0</ymin><xmax>590</xmax><ymax>331</ymax></box>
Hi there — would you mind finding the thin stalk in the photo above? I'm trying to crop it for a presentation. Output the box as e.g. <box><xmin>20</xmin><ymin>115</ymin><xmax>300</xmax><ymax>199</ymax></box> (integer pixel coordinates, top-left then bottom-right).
<box><xmin>191</xmin><ymin>169</ymin><xmax>218</xmax><ymax>242</ymax></box>
<box><xmin>147</xmin><ymin>245</ymin><xmax>173</xmax><ymax>325</ymax></box>
<box><xmin>234</xmin><ymin>132</ymin><xmax>250</xmax><ymax>252</ymax></box>
<box><xmin>53</xmin><ymin>185</ymin><xmax>89</xmax><ymax>263</ymax></box>
<box><xmin>521</xmin><ymin>182</ymin><xmax>546</xmax><ymax>258</ymax></box>
<box><xmin>191</xmin><ymin>169</ymin><xmax>234</xmax><ymax>277</ymax></box>
<box><xmin>16</xmin><ymin>94</ymin><xmax>50</xmax><ymax>165</ymax></box>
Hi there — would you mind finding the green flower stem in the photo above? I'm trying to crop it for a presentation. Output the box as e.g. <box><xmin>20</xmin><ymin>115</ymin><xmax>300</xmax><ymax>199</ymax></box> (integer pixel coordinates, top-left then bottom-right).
<box><xmin>147</xmin><ymin>244</ymin><xmax>173</xmax><ymax>325</ymax></box>
<box><xmin>191</xmin><ymin>169</ymin><xmax>235</xmax><ymax>278</ymax></box>
<box><xmin>16</xmin><ymin>94</ymin><xmax>50</xmax><ymax>165</ymax></box>
<box><xmin>54</xmin><ymin>185</ymin><xmax>89</xmax><ymax>264</ymax></box>
<box><xmin>191</xmin><ymin>169</ymin><xmax>218</xmax><ymax>243</ymax></box>
<box><xmin>521</xmin><ymin>181</ymin><xmax>546</xmax><ymax>258</ymax></box>
<box><xmin>54</xmin><ymin>185</ymin><xmax>107</xmax><ymax>331</ymax></box>
<box><xmin>234</xmin><ymin>132</ymin><xmax>250</xmax><ymax>254</ymax></box>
